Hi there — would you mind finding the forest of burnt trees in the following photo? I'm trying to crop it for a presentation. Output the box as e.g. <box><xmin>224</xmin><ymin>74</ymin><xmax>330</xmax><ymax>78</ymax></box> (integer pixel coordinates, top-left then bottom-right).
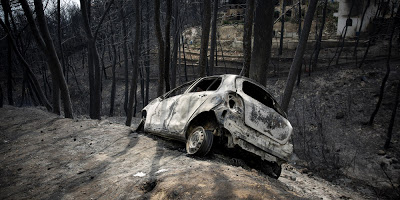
<box><xmin>0</xmin><ymin>0</ymin><xmax>399</xmax><ymax>144</ymax></box>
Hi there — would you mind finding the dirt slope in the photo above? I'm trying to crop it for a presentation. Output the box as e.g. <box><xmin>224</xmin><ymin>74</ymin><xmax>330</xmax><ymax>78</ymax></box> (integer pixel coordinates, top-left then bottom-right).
<box><xmin>0</xmin><ymin>106</ymin><xmax>368</xmax><ymax>199</ymax></box>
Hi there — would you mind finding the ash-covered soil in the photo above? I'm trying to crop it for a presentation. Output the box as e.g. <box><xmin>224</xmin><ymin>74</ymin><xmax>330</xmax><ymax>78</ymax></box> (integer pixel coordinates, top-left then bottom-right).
<box><xmin>0</xmin><ymin>106</ymin><xmax>369</xmax><ymax>200</ymax></box>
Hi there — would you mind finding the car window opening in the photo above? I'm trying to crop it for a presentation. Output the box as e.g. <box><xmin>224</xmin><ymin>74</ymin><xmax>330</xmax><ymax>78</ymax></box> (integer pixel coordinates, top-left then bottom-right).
<box><xmin>191</xmin><ymin>77</ymin><xmax>222</xmax><ymax>92</ymax></box>
<box><xmin>243</xmin><ymin>81</ymin><xmax>275</xmax><ymax>108</ymax></box>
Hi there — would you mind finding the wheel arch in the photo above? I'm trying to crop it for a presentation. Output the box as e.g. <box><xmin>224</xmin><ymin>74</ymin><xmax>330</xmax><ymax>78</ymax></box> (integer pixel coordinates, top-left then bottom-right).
<box><xmin>184</xmin><ymin>111</ymin><xmax>219</xmax><ymax>139</ymax></box>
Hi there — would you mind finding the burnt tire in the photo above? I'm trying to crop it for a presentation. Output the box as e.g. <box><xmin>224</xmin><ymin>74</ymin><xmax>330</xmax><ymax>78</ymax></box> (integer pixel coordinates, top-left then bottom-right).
<box><xmin>186</xmin><ymin>126</ymin><xmax>213</xmax><ymax>156</ymax></box>
<box><xmin>261</xmin><ymin>161</ymin><xmax>282</xmax><ymax>179</ymax></box>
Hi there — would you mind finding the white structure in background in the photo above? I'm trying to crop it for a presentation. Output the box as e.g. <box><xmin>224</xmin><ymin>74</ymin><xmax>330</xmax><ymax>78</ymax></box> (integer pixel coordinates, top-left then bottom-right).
<box><xmin>334</xmin><ymin>0</ymin><xmax>378</xmax><ymax>38</ymax></box>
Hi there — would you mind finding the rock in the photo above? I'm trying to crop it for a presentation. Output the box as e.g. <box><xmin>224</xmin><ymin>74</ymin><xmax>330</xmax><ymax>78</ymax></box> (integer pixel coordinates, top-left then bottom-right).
<box><xmin>393</xmin><ymin>165</ymin><xmax>400</xmax><ymax>170</ymax></box>
<box><xmin>336</xmin><ymin>113</ymin><xmax>345</xmax><ymax>119</ymax></box>
<box><xmin>392</xmin><ymin>158</ymin><xmax>398</xmax><ymax>164</ymax></box>
<box><xmin>377</xmin><ymin>150</ymin><xmax>386</xmax><ymax>155</ymax></box>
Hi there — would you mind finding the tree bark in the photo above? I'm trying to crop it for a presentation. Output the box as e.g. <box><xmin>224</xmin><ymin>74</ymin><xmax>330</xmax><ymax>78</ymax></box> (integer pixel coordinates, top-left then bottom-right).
<box><xmin>279</xmin><ymin>0</ymin><xmax>286</xmax><ymax>56</ymax></box>
<box><xmin>385</xmin><ymin>80</ymin><xmax>400</xmax><ymax>149</ymax></box>
<box><xmin>0</xmin><ymin>18</ymin><xmax>52</xmax><ymax>111</ymax></box>
<box><xmin>120</xmin><ymin>3</ymin><xmax>129</xmax><ymax>115</ymax></box>
<box><xmin>281</xmin><ymin>0</ymin><xmax>318</xmax><ymax>113</ymax></box>
<box><xmin>1</xmin><ymin>0</ymin><xmax>14</xmax><ymax>106</ymax></box>
<box><xmin>209</xmin><ymin>0</ymin><xmax>219</xmax><ymax>76</ymax></box>
<box><xmin>171</xmin><ymin>0</ymin><xmax>180</xmax><ymax>89</ymax></box>
<box><xmin>199</xmin><ymin>0</ymin><xmax>212</xmax><ymax>77</ymax></box>
<box><xmin>145</xmin><ymin>0</ymin><xmax>150</xmax><ymax>105</ymax></box>
<box><xmin>20</xmin><ymin>0</ymin><xmax>73</xmax><ymax>118</ymax></box>
<box><xmin>80</xmin><ymin>0</ymin><xmax>114</xmax><ymax>119</ymax></box>
<box><xmin>242</xmin><ymin>0</ymin><xmax>255</xmax><ymax>77</ymax></box>
<box><xmin>57</xmin><ymin>0</ymin><xmax>66</xmax><ymax>79</ymax></box>
<box><xmin>165</xmin><ymin>0</ymin><xmax>172</xmax><ymax>91</ymax></box>
<box><xmin>109</xmin><ymin>22</ymin><xmax>117</xmax><ymax>117</ymax></box>
<box><xmin>311</xmin><ymin>0</ymin><xmax>327</xmax><ymax>70</ymax></box>
<box><xmin>0</xmin><ymin>84</ymin><xmax>3</xmax><ymax>108</ymax></box>
<box><xmin>155</xmin><ymin>0</ymin><xmax>165</xmax><ymax>96</ymax></box>
<box><xmin>368</xmin><ymin>6</ymin><xmax>397</xmax><ymax>125</ymax></box>
<box><xmin>126</xmin><ymin>0</ymin><xmax>140</xmax><ymax>126</ymax></box>
<box><xmin>249</xmin><ymin>0</ymin><xmax>274</xmax><ymax>86</ymax></box>
<box><xmin>336</xmin><ymin>0</ymin><xmax>354</xmax><ymax>65</ymax></box>
<box><xmin>354</xmin><ymin>0</ymin><xmax>370</xmax><ymax>56</ymax></box>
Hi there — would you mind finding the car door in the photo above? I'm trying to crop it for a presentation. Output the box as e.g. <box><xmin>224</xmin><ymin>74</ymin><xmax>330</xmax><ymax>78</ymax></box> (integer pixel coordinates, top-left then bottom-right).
<box><xmin>166</xmin><ymin>77</ymin><xmax>223</xmax><ymax>136</ymax></box>
<box><xmin>145</xmin><ymin>81</ymin><xmax>195</xmax><ymax>137</ymax></box>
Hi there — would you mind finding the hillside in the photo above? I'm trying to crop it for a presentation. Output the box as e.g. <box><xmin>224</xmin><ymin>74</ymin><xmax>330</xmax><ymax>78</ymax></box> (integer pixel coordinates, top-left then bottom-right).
<box><xmin>0</xmin><ymin>106</ymin><xmax>369</xmax><ymax>199</ymax></box>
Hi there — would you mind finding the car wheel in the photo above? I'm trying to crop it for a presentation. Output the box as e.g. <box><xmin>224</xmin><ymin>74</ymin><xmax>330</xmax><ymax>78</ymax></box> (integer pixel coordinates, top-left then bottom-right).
<box><xmin>261</xmin><ymin>161</ymin><xmax>282</xmax><ymax>179</ymax></box>
<box><xmin>186</xmin><ymin>126</ymin><xmax>213</xmax><ymax>156</ymax></box>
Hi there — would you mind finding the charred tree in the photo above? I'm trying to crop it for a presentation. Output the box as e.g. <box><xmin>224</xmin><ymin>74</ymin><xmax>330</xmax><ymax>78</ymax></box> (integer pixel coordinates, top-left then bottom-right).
<box><xmin>171</xmin><ymin>0</ymin><xmax>180</xmax><ymax>89</ymax></box>
<box><xmin>209</xmin><ymin>0</ymin><xmax>219</xmax><ymax>76</ymax></box>
<box><xmin>57</xmin><ymin>0</ymin><xmax>66</xmax><ymax>79</ymax></box>
<box><xmin>80</xmin><ymin>0</ymin><xmax>114</xmax><ymax>119</ymax></box>
<box><xmin>145</xmin><ymin>0</ymin><xmax>150</xmax><ymax>105</ymax></box>
<box><xmin>165</xmin><ymin>0</ymin><xmax>172</xmax><ymax>91</ymax></box>
<box><xmin>281</xmin><ymin>0</ymin><xmax>318</xmax><ymax>112</ymax></box>
<box><xmin>0</xmin><ymin>18</ymin><xmax>52</xmax><ymax>111</ymax></box>
<box><xmin>155</xmin><ymin>0</ymin><xmax>165</xmax><ymax>96</ymax></box>
<box><xmin>199</xmin><ymin>0</ymin><xmax>212</xmax><ymax>77</ymax></box>
<box><xmin>385</xmin><ymin>80</ymin><xmax>400</xmax><ymax>149</ymax></box>
<box><xmin>126</xmin><ymin>0</ymin><xmax>140</xmax><ymax>126</ymax></box>
<box><xmin>336</xmin><ymin>0</ymin><xmax>354</xmax><ymax>65</ymax></box>
<box><xmin>368</xmin><ymin>6</ymin><xmax>398</xmax><ymax>125</ymax></box>
<box><xmin>1</xmin><ymin>0</ymin><xmax>14</xmax><ymax>106</ymax></box>
<box><xmin>242</xmin><ymin>0</ymin><xmax>255</xmax><ymax>77</ymax></box>
<box><xmin>311</xmin><ymin>0</ymin><xmax>328</xmax><ymax>70</ymax></box>
<box><xmin>279</xmin><ymin>0</ymin><xmax>285</xmax><ymax>56</ymax></box>
<box><xmin>353</xmin><ymin>0</ymin><xmax>371</xmax><ymax>56</ymax></box>
<box><xmin>249</xmin><ymin>0</ymin><xmax>274</xmax><ymax>86</ymax></box>
<box><xmin>120</xmin><ymin>3</ymin><xmax>130</xmax><ymax>115</ymax></box>
<box><xmin>0</xmin><ymin>84</ymin><xmax>3</xmax><ymax>107</ymax></box>
<box><xmin>19</xmin><ymin>0</ymin><xmax>73</xmax><ymax>118</ymax></box>
<box><xmin>109</xmin><ymin>22</ymin><xmax>117</xmax><ymax>117</ymax></box>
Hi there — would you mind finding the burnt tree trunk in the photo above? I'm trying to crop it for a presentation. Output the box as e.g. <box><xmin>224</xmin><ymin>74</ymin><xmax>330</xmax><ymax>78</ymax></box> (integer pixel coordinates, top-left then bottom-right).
<box><xmin>0</xmin><ymin>84</ymin><xmax>3</xmax><ymax>107</ymax></box>
<box><xmin>1</xmin><ymin>0</ymin><xmax>14</xmax><ymax>105</ymax></box>
<box><xmin>354</xmin><ymin>0</ymin><xmax>371</xmax><ymax>56</ymax></box>
<box><xmin>279</xmin><ymin>0</ymin><xmax>285</xmax><ymax>56</ymax></box>
<box><xmin>145</xmin><ymin>0</ymin><xmax>150</xmax><ymax>106</ymax></box>
<box><xmin>281</xmin><ymin>0</ymin><xmax>318</xmax><ymax>112</ymax></box>
<box><xmin>80</xmin><ymin>0</ymin><xmax>114</xmax><ymax>119</ymax></box>
<box><xmin>385</xmin><ymin>80</ymin><xmax>400</xmax><ymax>149</ymax></box>
<box><xmin>171</xmin><ymin>0</ymin><xmax>180</xmax><ymax>89</ymax></box>
<box><xmin>368</xmin><ymin>6</ymin><xmax>397</xmax><ymax>125</ymax></box>
<box><xmin>126</xmin><ymin>0</ymin><xmax>140</xmax><ymax>126</ymax></box>
<box><xmin>336</xmin><ymin>0</ymin><xmax>354</xmax><ymax>65</ymax></box>
<box><xmin>209</xmin><ymin>0</ymin><xmax>219</xmax><ymax>76</ymax></box>
<box><xmin>199</xmin><ymin>0</ymin><xmax>212</xmax><ymax>77</ymax></box>
<box><xmin>311</xmin><ymin>0</ymin><xmax>327</xmax><ymax>70</ymax></box>
<box><xmin>242</xmin><ymin>0</ymin><xmax>255</xmax><ymax>77</ymax></box>
<box><xmin>164</xmin><ymin>0</ymin><xmax>172</xmax><ymax>91</ymax></box>
<box><xmin>155</xmin><ymin>0</ymin><xmax>165</xmax><ymax>96</ymax></box>
<box><xmin>109</xmin><ymin>22</ymin><xmax>117</xmax><ymax>117</ymax></box>
<box><xmin>120</xmin><ymin>3</ymin><xmax>130</xmax><ymax>115</ymax></box>
<box><xmin>20</xmin><ymin>0</ymin><xmax>73</xmax><ymax>118</ymax></box>
<box><xmin>0</xmin><ymin>18</ymin><xmax>52</xmax><ymax>111</ymax></box>
<box><xmin>249</xmin><ymin>0</ymin><xmax>274</xmax><ymax>86</ymax></box>
<box><xmin>57</xmin><ymin>0</ymin><xmax>66</xmax><ymax>80</ymax></box>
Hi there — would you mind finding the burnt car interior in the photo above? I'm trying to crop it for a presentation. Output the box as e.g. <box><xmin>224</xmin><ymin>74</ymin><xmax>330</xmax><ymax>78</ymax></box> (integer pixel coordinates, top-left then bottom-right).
<box><xmin>189</xmin><ymin>77</ymin><xmax>222</xmax><ymax>92</ymax></box>
<box><xmin>163</xmin><ymin>81</ymin><xmax>194</xmax><ymax>99</ymax></box>
<box><xmin>242</xmin><ymin>81</ymin><xmax>287</xmax><ymax>118</ymax></box>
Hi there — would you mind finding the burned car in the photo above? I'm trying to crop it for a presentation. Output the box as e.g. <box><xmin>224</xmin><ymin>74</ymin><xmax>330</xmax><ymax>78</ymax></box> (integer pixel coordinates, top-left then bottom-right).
<box><xmin>139</xmin><ymin>75</ymin><xmax>293</xmax><ymax>178</ymax></box>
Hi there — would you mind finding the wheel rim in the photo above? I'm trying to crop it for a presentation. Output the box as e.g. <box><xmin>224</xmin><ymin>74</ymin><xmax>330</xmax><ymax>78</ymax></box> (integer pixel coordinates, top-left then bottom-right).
<box><xmin>187</xmin><ymin>127</ymin><xmax>205</xmax><ymax>154</ymax></box>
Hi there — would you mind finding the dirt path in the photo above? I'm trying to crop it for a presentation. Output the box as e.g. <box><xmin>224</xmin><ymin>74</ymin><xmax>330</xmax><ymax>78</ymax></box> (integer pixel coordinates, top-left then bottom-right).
<box><xmin>0</xmin><ymin>106</ymin><xmax>369</xmax><ymax>199</ymax></box>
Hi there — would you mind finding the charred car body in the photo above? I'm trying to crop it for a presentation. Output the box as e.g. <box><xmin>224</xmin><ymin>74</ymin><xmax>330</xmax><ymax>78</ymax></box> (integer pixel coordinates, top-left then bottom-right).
<box><xmin>139</xmin><ymin>75</ymin><xmax>293</xmax><ymax>178</ymax></box>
